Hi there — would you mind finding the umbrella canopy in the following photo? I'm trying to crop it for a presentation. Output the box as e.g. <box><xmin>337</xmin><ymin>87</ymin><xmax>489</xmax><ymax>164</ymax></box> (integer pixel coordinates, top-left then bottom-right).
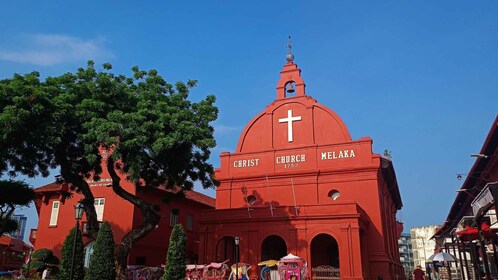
<box><xmin>280</xmin><ymin>253</ymin><xmax>305</xmax><ymax>265</ymax></box>
<box><xmin>258</xmin><ymin>260</ymin><xmax>279</xmax><ymax>267</ymax></box>
<box><xmin>428</xmin><ymin>252</ymin><xmax>456</xmax><ymax>262</ymax></box>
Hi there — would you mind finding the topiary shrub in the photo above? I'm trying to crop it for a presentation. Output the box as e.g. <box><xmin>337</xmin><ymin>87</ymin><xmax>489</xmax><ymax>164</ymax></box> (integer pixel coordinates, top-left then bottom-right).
<box><xmin>84</xmin><ymin>222</ymin><xmax>116</xmax><ymax>280</ymax></box>
<box><xmin>59</xmin><ymin>227</ymin><xmax>84</xmax><ymax>280</ymax></box>
<box><xmin>162</xmin><ymin>224</ymin><xmax>187</xmax><ymax>280</ymax></box>
<box><xmin>31</xmin><ymin>248</ymin><xmax>53</xmax><ymax>261</ymax></box>
<box><xmin>24</xmin><ymin>248</ymin><xmax>60</xmax><ymax>275</ymax></box>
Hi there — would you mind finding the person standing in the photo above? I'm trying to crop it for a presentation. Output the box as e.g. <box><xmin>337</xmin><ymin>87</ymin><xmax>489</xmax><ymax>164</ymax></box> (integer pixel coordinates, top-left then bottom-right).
<box><xmin>413</xmin><ymin>265</ymin><xmax>426</xmax><ymax>280</ymax></box>
<box><xmin>41</xmin><ymin>267</ymin><xmax>51</xmax><ymax>279</ymax></box>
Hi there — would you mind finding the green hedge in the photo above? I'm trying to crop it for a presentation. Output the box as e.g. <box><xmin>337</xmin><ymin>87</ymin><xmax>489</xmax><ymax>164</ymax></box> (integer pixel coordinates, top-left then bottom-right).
<box><xmin>59</xmin><ymin>227</ymin><xmax>84</xmax><ymax>280</ymax></box>
<box><xmin>84</xmin><ymin>222</ymin><xmax>115</xmax><ymax>280</ymax></box>
<box><xmin>162</xmin><ymin>224</ymin><xmax>186</xmax><ymax>280</ymax></box>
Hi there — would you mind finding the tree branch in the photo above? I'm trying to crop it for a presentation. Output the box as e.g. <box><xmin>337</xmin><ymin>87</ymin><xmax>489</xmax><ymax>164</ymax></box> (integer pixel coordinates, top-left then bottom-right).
<box><xmin>106</xmin><ymin>156</ymin><xmax>161</xmax><ymax>238</ymax></box>
<box><xmin>6</xmin><ymin>203</ymin><xmax>15</xmax><ymax>217</ymax></box>
<box><xmin>58</xmin><ymin>156</ymin><xmax>99</xmax><ymax>239</ymax></box>
<box><xmin>107</xmin><ymin>156</ymin><xmax>160</xmax><ymax>280</ymax></box>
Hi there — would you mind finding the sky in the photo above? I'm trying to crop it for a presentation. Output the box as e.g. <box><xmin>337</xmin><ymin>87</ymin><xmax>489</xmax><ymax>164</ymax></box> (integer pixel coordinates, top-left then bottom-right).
<box><xmin>1</xmin><ymin>1</ymin><xmax>497</xmax><ymax>242</ymax></box>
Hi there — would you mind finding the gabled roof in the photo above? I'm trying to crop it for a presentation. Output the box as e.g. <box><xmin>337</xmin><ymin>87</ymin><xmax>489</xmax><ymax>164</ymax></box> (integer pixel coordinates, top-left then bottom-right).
<box><xmin>185</xmin><ymin>191</ymin><xmax>215</xmax><ymax>208</ymax></box>
<box><xmin>381</xmin><ymin>157</ymin><xmax>403</xmax><ymax>210</ymax></box>
<box><xmin>35</xmin><ymin>182</ymin><xmax>65</xmax><ymax>193</ymax></box>
<box><xmin>36</xmin><ymin>181</ymin><xmax>215</xmax><ymax>208</ymax></box>
<box><xmin>435</xmin><ymin>115</ymin><xmax>498</xmax><ymax>237</ymax></box>
<box><xmin>0</xmin><ymin>236</ymin><xmax>31</xmax><ymax>251</ymax></box>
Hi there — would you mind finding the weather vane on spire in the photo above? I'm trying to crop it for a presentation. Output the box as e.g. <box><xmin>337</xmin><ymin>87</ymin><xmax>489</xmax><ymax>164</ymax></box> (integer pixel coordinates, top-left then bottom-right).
<box><xmin>286</xmin><ymin>35</ymin><xmax>295</xmax><ymax>63</ymax></box>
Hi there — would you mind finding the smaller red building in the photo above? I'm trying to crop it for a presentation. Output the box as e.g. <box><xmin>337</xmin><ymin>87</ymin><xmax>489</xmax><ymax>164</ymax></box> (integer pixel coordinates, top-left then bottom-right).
<box><xmin>33</xmin><ymin>178</ymin><xmax>215</xmax><ymax>267</ymax></box>
<box><xmin>0</xmin><ymin>235</ymin><xmax>31</xmax><ymax>271</ymax></box>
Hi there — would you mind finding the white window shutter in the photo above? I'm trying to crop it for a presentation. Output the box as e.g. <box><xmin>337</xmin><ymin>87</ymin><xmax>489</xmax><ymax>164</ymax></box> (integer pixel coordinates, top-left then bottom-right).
<box><xmin>49</xmin><ymin>201</ymin><xmax>60</xmax><ymax>226</ymax></box>
<box><xmin>95</xmin><ymin>198</ymin><xmax>105</xmax><ymax>221</ymax></box>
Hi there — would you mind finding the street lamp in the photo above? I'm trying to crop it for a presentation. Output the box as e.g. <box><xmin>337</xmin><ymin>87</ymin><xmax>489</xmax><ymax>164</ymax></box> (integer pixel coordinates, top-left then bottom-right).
<box><xmin>70</xmin><ymin>202</ymin><xmax>85</xmax><ymax>280</ymax></box>
<box><xmin>234</xmin><ymin>236</ymin><xmax>240</xmax><ymax>280</ymax></box>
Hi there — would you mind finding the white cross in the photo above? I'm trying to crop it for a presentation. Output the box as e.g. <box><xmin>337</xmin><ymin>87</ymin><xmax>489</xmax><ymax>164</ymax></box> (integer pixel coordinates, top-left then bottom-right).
<box><xmin>279</xmin><ymin>109</ymin><xmax>302</xmax><ymax>142</ymax></box>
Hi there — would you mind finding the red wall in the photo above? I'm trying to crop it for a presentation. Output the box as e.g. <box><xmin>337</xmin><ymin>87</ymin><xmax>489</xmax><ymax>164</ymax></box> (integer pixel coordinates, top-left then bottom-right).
<box><xmin>34</xmin><ymin>183</ymin><xmax>135</xmax><ymax>257</ymax></box>
<box><xmin>35</xmin><ymin>179</ymin><xmax>213</xmax><ymax>267</ymax></box>
<box><xmin>130</xmin><ymin>189</ymin><xmax>213</xmax><ymax>266</ymax></box>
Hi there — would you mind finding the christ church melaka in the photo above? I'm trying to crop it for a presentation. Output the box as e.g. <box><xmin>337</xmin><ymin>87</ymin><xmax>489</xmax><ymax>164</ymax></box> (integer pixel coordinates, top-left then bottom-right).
<box><xmin>197</xmin><ymin>54</ymin><xmax>404</xmax><ymax>280</ymax></box>
<box><xmin>32</xmin><ymin>53</ymin><xmax>404</xmax><ymax>280</ymax></box>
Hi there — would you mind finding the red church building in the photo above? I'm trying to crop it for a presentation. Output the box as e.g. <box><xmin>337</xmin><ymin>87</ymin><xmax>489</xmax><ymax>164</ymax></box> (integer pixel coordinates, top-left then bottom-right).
<box><xmin>198</xmin><ymin>55</ymin><xmax>404</xmax><ymax>280</ymax></box>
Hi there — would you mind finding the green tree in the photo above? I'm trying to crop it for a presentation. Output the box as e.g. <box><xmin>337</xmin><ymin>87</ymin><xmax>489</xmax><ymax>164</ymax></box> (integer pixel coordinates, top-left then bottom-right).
<box><xmin>26</xmin><ymin>248</ymin><xmax>60</xmax><ymax>275</ymax></box>
<box><xmin>0</xmin><ymin>180</ymin><xmax>35</xmax><ymax>235</ymax></box>
<box><xmin>84</xmin><ymin>222</ymin><xmax>115</xmax><ymax>280</ymax></box>
<box><xmin>0</xmin><ymin>69</ymin><xmax>103</xmax><ymax>237</ymax></box>
<box><xmin>59</xmin><ymin>227</ymin><xmax>84</xmax><ymax>280</ymax></box>
<box><xmin>0</xmin><ymin>62</ymin><xmax>218</xmax><ymax>279</ymax></box>
<box><xmin>163</xmin><ymin>224</ymin><xmax>187</xmax><ymax>280</ymax></box>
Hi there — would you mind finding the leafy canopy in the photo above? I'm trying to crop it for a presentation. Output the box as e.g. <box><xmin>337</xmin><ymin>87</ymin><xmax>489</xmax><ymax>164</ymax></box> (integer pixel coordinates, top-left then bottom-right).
<box><xmin>0</xmin><ymin>61</ymin><xmax>218</xmax><ymax>192</ymax></box>
<box><xmin>0</xmin><ymin>180</ymin><xmax>35</xmax><ymax>235</ymax></box>
<box><xmin>83</xmin><ymin>64</ymin><xmax>219</xmax><ymax>192</ymax></box>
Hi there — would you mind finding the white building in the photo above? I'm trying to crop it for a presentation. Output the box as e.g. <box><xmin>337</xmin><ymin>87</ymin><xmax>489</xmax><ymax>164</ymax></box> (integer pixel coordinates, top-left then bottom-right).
<box><xmin>410</xmin><ymin>225</ymin><xmax>438</xmax><ymax>268</ymax></box>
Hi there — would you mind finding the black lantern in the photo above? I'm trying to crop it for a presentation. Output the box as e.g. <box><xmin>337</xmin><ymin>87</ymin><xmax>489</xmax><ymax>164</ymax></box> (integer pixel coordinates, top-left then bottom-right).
<box><xmin>74</xmin><ymin>202</ymin><xmax>85</xmax><ymax>220</ymax></box>
<box><xmin>234</xmin><ymin>236</ymin><xmax>240</xmax><ymax>280</ymax></box>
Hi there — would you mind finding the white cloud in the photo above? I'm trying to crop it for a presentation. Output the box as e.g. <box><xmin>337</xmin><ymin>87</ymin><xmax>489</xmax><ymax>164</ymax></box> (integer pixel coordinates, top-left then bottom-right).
<box><xmin>214</xmin><ymin>124</ymin><xmax>240</xmax><ymax>134</ymax></box>
<box><xmin>0</xmin><ymin>34</ymin><xmax>114</xmax><ymax>66</ymax></box>
<box><xmin>212</xmin><ymin>146</ymin><xmax>234</xmax><ymax>152</ymax></box>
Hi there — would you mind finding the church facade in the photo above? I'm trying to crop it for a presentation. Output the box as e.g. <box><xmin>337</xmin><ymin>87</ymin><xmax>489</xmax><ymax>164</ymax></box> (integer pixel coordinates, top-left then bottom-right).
<box><xmin>198</xmin><ymin>58</ymin><xmax>404</xmax><ymax>280</ymax></box>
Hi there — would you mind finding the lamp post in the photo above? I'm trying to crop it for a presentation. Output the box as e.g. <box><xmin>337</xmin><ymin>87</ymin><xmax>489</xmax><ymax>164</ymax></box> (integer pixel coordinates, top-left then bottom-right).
<box><xmin>26</xmin><ymin>247</ymin><xmax>33</xmax><ymax>278</ymax></box>
<box><xmin>70</xmin><ymin>202</ymin><xmax>85</xmax><ymax>280</ymax></box>
<box><xmin>234</xmin><ymin>236</ymin><xmax>240</xmax><ymax>280</ymax></box>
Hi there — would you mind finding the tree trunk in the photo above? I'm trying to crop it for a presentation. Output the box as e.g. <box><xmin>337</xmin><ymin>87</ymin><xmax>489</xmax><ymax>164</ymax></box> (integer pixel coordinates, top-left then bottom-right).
<box><xmin>107</xmin><ymin>158</ymin><xmax>161</xmax><ymax>280</ymax></box>
<box><xmin>58</xmin><ymin>154</ymin><xmax>99</xmax><ymax>239</ymax></box>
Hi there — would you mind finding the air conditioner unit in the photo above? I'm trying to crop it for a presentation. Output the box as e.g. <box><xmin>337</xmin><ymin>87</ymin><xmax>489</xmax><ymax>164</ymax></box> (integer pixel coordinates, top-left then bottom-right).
<box><xmin>472</xmin><ymin>188</ymin><xmax>494</xmax><ymax>216</ymax></box>
<box><xmin>457</xmin><ymin>216</ymin><xmax>475</xmax><ymax>231</ymax></box>
<box><xmin>486</xmin><ymin>209</ymin><xmax>498</xmax><ymax>229</ymax></box>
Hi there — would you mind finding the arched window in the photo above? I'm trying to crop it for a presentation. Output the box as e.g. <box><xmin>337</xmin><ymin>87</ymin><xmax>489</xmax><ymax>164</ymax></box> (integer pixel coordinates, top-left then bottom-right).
<box><xmin>246</xmin><ymin>195</ymin><xmax>257</xmax><ymax>205</ymax></box>
<box><xmin>83</xmin><ymin>241</ymin><xmax>95</xmax><ymax>268</ymax></box>
<box><xmin>285</xmin><ymin>82</ymin><xmax>296</xmax><ymax>98</ymax></box>
<box><xmin>328</xmin><ymin>190</ymin><xmax>341</xmax><ymax>201</ymax></box>
<box><xmin>216</xmin><ymin>236</ymin><xmax>235</xmax><ymax>264</ymax></box>
<box><xmin>311</xmin><ymin>234</ymin><xmax>339</xmax><ymax>268</ymax></box>
<box><xmin>261</xmin><ymin>235</ymin><xmax>287</xmax><ymax>261</ymax></box>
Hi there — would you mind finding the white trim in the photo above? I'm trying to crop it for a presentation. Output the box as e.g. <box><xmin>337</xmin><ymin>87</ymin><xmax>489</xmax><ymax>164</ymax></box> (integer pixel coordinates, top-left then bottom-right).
<box><xmin>94</xmin><ymin>198</ymin><xmax>105</xmax><ymax>221</ymax></box>
<box><xmin>49</xmin><ymin>201</ymin><xmax>60</xmax><ymax>226</ymax></box>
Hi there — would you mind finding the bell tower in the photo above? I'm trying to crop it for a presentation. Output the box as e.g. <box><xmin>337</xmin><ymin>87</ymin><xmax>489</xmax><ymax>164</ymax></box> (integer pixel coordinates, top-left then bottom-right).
<box><xmin>276</xmin><ymin>36</ymin><xmax>306</xmax><ymax>99</ymax></box>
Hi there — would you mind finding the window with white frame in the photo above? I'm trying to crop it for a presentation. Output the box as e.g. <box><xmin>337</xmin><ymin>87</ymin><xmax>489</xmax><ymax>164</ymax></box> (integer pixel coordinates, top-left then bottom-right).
<box><xmin>169</xmin><ymin>208</ymin><xmax>180</xmax><ymax>227</ymax></box>
<box><xmin>49</xmin><ymin>201</ymin><xmax>60</xmax><ymax>226</ymax></box>
<box><xmin>94</xmin><ymin>198</ymin><xmax>105</xmax><ymax>221</ymax></box>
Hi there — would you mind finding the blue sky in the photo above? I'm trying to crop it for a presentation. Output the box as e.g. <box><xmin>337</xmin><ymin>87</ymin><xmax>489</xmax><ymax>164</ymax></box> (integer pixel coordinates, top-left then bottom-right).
<box><xmin>1</xmin><ymin>1</ymin><xmax>497</xmax><ymax>241</ymax></box>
